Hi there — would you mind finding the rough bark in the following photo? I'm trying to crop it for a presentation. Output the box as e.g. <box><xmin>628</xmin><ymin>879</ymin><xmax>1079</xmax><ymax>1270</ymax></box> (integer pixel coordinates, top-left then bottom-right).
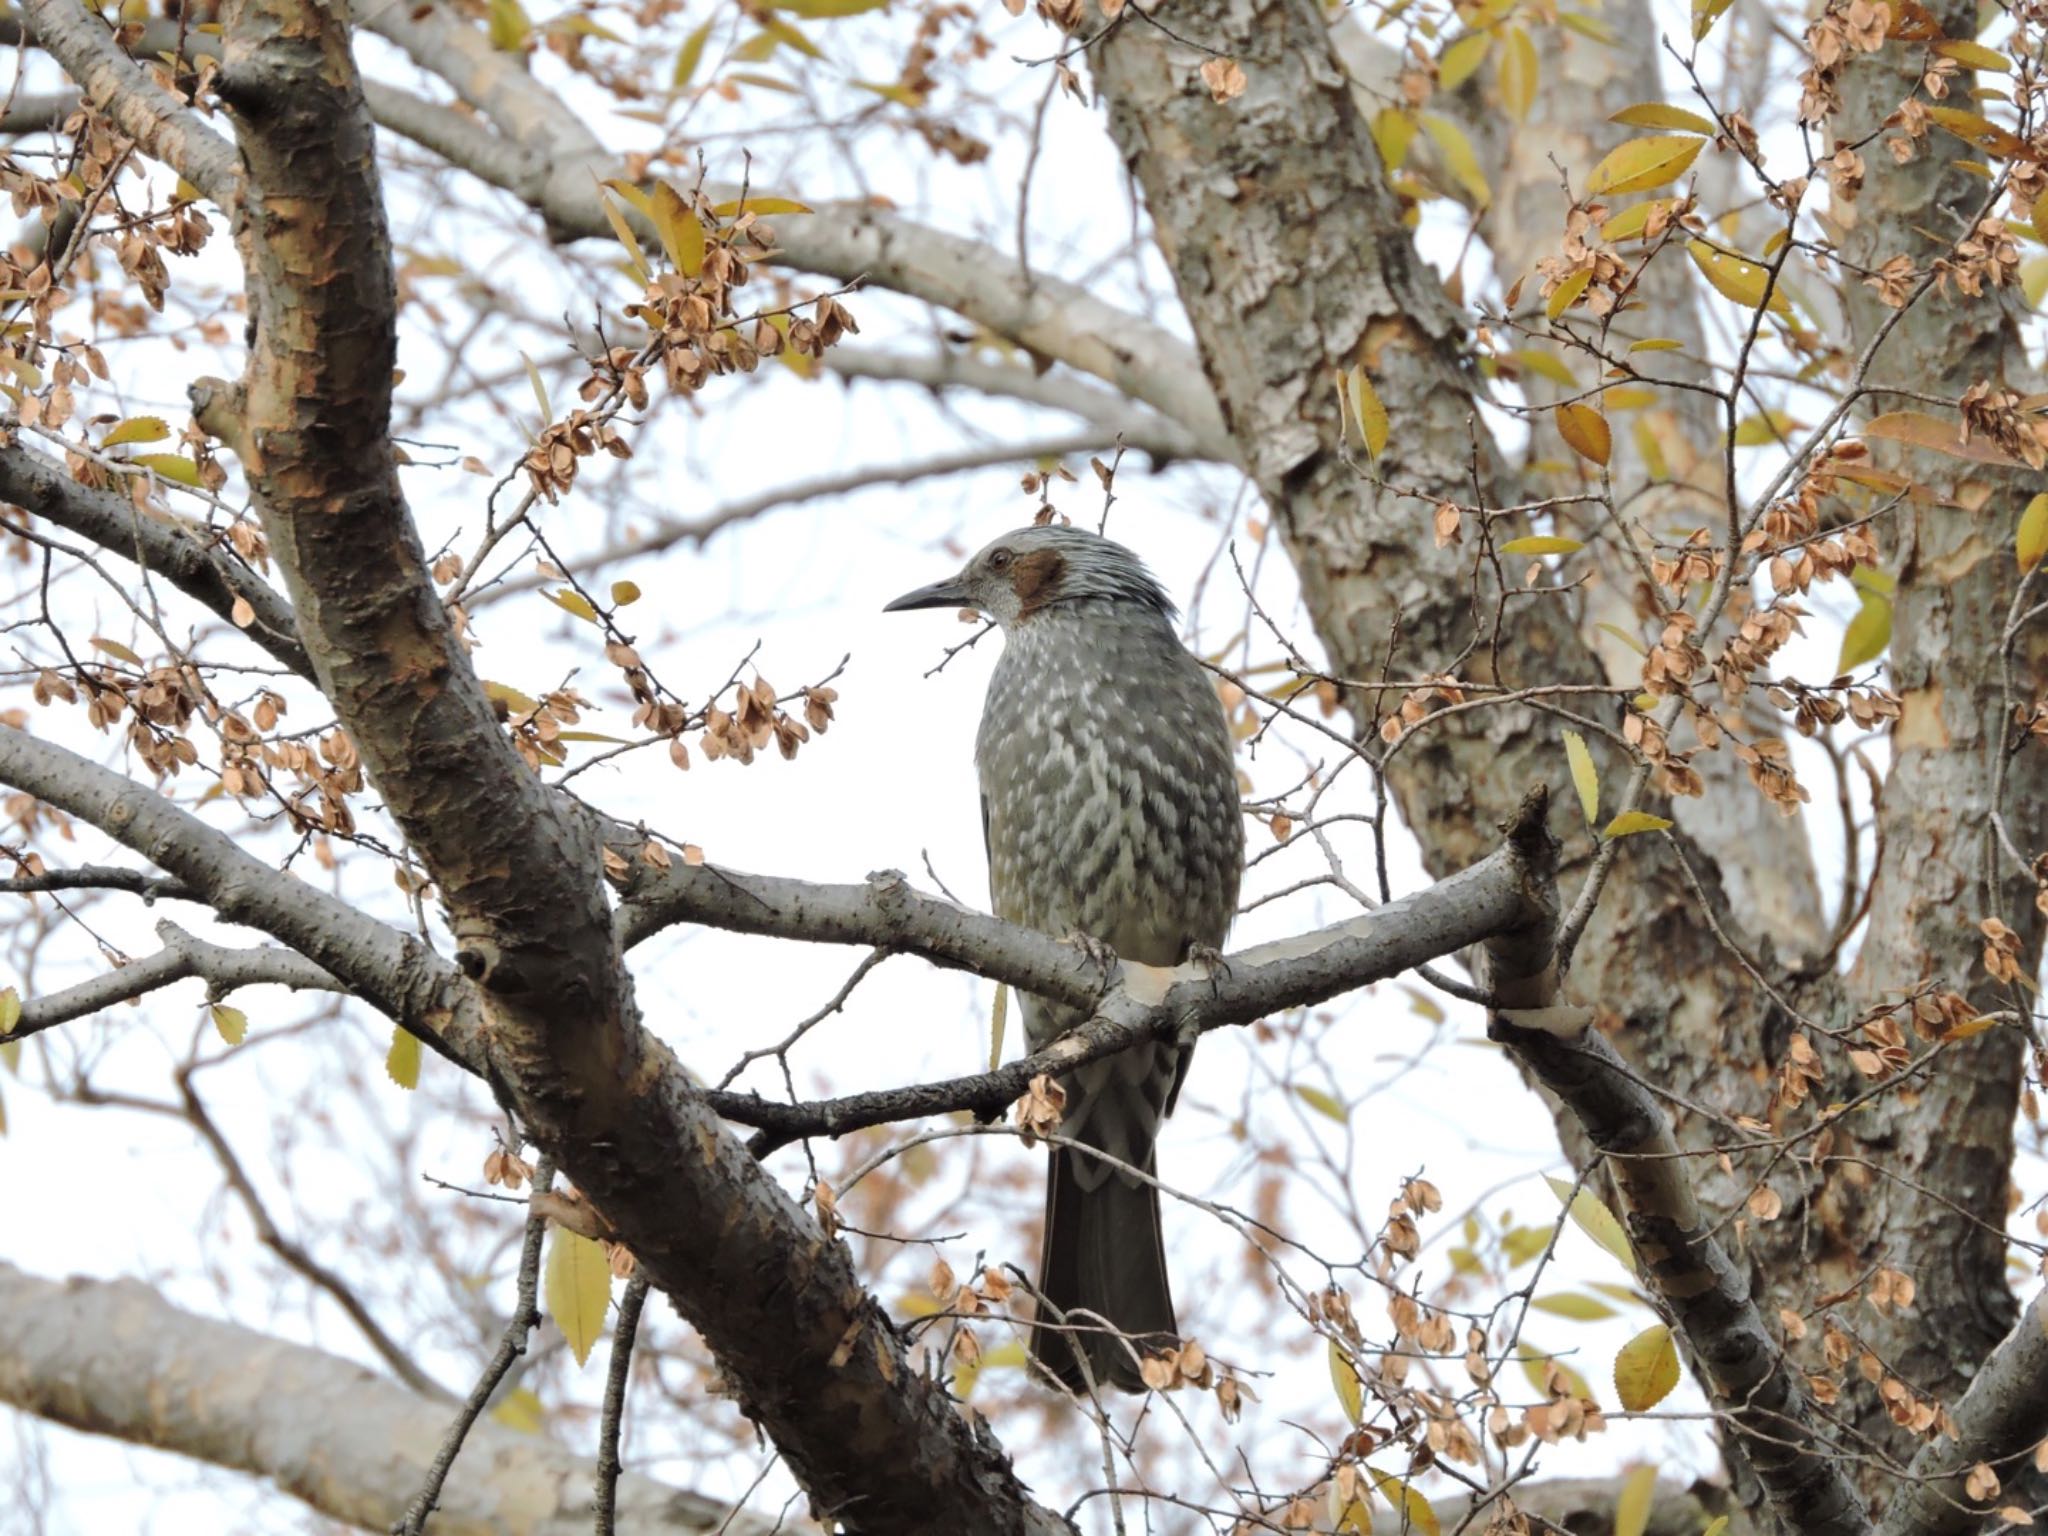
<box><xmin>0</xmin><ymin>1261</ymin><xmax>779</xmax><ymax>1536</ymax></box>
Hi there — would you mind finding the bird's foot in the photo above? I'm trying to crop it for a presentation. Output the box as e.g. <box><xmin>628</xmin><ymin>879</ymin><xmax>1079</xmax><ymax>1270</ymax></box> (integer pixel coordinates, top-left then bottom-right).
<box><xmin>1060</xmin><ymin>927</ymin><xmax>1120</xmax><ymax>984</ymax></box>
<box><xmin>1185</xmin><ymin>942</ymin><xmax>1230</xmax><ymax>993</ymax></box>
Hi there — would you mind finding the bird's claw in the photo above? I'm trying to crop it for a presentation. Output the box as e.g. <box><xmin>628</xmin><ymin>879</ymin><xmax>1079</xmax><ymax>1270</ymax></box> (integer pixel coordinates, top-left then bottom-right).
<box><xmin>1185</xmin><ymin>942</ymin><xmax>1230</xmax><ymax>992</ymax></box>
<box><xmin>1061</xmin><ymin>928</ymin><xmax>1120</xmax><ymax>982</ymax></box>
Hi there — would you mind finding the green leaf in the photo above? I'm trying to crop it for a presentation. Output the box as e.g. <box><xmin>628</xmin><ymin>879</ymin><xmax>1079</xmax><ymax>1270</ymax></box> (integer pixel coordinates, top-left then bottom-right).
<box><xmin>2016</xmin><ymin>492</ymin><xmax>2048</xmax><ymax>571</ymax></box>
<box><xmin>1531</xmin><ymin>1291</ymin><xmax>1620</xmax><ymax>1320</ymax></box>
<box><xmin>1545</xmin><ymin>1174</ymin><xmax>1636</xmax><ymax>1271</ymax></box>
<box><xmin>1499</xmin><ymin>535</ymin><xmax>1585</xmax><ymax>557</ymax></box>
<box><xmin>546</xmin><ymin>1228</ymin><xmax>613</xmax><ymax>1367</ymax></box>
<box><xmin>1295</xmin><ymin>1085</ymin><xmax>1348</xmax><ymax>1123</ymax></box>
<box><xmin>1602</xmin><ymin>810</ymin><xmax>1673</xmax><ymax>838</ymax></box>
<box><xmin>1613</xmin><ymin>1323</ymin><xmax>1681</xmax><ymax>1410</ymax></box>
<box><xmin>1563</xmin><ymin>730</ymin><xmax>1599</xmax><ymax>825</ymax></box>
<box><xmin>1838</xmin><ymin>592</ymin><xmax>1892</xmax><ymax>673</ymax></box>
<box><xmin>102</xmin><ymin>415</ymin><xmax>170</xmax><ymax>447</ymax></box>
<box><xmin>1329</xmin><ymin>1338</ymin><xmax>1364</xmax><ymax>1423</ymax></box>
<box><xmin>1614</xmin><ymin>1465</ymin><xmax>1659</xmax><ymax>1536</ymax></box>
<box><xmin>672</xmin><ymin>18</ymin><xmax>713</xmax><ymax>88</ymax></box>
<box><xmin>1585</xmin><ymin>135</ymin><xmax>1703</xmax><ymax>196</ymax></box>
<box><xmin>387</xmin><ymin>1026</ymin><xmax>422</xmax><ymax>1090</ymax></box>
<box><xmin>210</xmin><ymin>1003</ymin><xmax>247</xmax><ymax>1046</ymax></box>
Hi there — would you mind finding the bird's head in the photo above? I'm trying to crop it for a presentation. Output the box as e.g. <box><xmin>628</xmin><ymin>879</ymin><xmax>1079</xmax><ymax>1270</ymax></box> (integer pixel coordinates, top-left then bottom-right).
<box><xmin>882</xmin><ymin>524</ymin><xmax>1175</xmax><ymax>630</ymax></box>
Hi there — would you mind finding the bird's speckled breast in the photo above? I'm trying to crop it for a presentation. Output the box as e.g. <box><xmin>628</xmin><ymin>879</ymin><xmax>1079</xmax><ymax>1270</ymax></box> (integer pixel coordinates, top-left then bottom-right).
<box><xmin>977</xmin><ymin>603</ymin><xmax>1243</xmax><ymax>1047</ymax></box>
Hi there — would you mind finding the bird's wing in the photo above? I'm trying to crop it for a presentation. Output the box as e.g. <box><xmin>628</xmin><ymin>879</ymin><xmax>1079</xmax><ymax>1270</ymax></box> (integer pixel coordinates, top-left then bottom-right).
<box><xmin>980</xmin><ymin>789</ymin><xmax>992</xmax><ymax>869</ymax></box>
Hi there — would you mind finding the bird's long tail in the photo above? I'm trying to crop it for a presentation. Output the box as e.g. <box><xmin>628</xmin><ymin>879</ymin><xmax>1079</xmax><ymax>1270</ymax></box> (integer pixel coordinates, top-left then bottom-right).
<box><xmin>1031</xmin><ymin>1141</ymin><xmax>1177</xmax><ymax>1394</ymax></box>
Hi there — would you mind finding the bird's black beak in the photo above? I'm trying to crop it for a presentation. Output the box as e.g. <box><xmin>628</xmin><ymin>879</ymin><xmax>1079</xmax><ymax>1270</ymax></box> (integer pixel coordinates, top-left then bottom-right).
<box><xmin>883</xmin><ymin>576</ymin><xmax>971</xmax><ymax>613</ymax></box>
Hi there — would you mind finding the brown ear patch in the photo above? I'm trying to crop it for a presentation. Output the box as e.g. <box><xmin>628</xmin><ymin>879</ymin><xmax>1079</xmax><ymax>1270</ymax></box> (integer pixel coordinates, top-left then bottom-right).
<box><xmin>1012</xmin><ymin>547</ymin><xmax>1066</xmax><ymax>615</ymax></box>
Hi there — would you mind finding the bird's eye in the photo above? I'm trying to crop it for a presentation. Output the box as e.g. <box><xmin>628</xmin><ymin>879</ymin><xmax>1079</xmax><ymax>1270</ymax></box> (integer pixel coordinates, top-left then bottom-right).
<box><xmin>989</xmin><ymin>549</ymin><xmax>1012</xmax><ymax>570</ymax></box>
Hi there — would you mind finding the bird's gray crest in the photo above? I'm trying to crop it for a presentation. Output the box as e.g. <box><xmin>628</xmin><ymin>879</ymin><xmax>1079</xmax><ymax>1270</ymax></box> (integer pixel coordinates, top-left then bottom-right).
<box><xmin>882</xmin><ymin>524</ymin><xmax>1177</xmax><ymax>627</ymax></box>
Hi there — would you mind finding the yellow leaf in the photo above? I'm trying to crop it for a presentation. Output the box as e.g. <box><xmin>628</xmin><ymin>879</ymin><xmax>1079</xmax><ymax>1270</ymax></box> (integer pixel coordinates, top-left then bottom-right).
<box><xmin>1499</xmin><ymin>535</ymin><xmax>1584</xmax><ymax>556</ymax></box>
<box><xmin>1437</xmin><ymin>31</ymin><xmax>1491</xmax><ymax>91</ymax></box>
<box><xmin>1602</xmin><ymin>386</ymin><xmax>1657</xmax><ymax>411</ymax></box>
<box><xmin>1614</xmin><ymin>1465</ymin><xmax>1659</xmax><ymax>1536</ymax></box>
<box><xmin>490</xmin><ymin>1386</ymin><xmax>543</xmax><ymax>1433</ymax></box>
<box><xmin>772</xmin><ymin>0</ymin><xmax>889</xmax><ymax>13</ymax></box>
<box><xmin>1585</xmin><ymin>135</ymin><xmax>1703</xmax><ymax>196</ymax></box>
<box><xmin>210</xmin><ymin>1004</ymin><xmax>247</xmax><ymax>1046</ymax></box>
<box><xmin>673</xmin><ymin>17</ymin><xmax>713</xmax><ymax>87</ymax></box>
<box><xmin>484</xmin><ymin>680</ymin><xmax>539</xmax><ymax>715</ymax></box>
<box><xmin>1559</xmin><ymin>11</ymin><xmax>1617</xmax><ymax>42</ymax></box>
<box><xmin>1372</xmin><ymin>108</ymin><xmax>1418</xmax><ymax>171</ymax></box>
<box><xmin>1692</xmin><ymin>0</ymin><xmax>1734</xmax><ymax>38</ymax></box>
<box><xmin>547</xmin><ymin>1228</ymin><xmax>613</xmax><ymax>1367</ymax></box>
<box><xmin>0</xmin><ymin>987</ymin><xmax>18</xmax><ymax>1036</ymax></box>
<box><xmin>1513</xmin><ymin>348</ymin><xmax>1577</xmax><ymax>385</ymax></box>
<box><xmin>1600</xmin><ymin>199</ymin><xmax>1678</xmax><ymax>243</ymax></box>
<box><xmin>1545</xmin><ymin>1174</ymin><xmax>1636</xmax><ymax>1270</ymax></box>
<box><xmin>1348</xmin><ymin>368</ymin><xmax>1389</xmax><ymax>459</ymax></box>
<box><xmin>1613</xmin><ymin>1323</ymin><xmax>1680</xmax><ymax>1410</ymax></box>
<box><xmin>594</xmin><ymin>188</ymin><xmax>651</xmax><ymax>284</ymax></box>
<box><xmin>1497</xmin><ymin>26</ymin><xmax>1537</xmax><ymax>121</ymax></box>
<box><xmin>1863</xmin><ymin>410</ymin><xmax>2035</xmax><ymax>468</ymax></box>
<box><xmin>387</xmin><ymin>1027</ymin><xmax>422</xmax><ymax>1090</ymax></box>
<box><xmin>1839</xmin><ymin>592</ymin><xmax>1892</xmax><ymax>672</ymax></box>
<box><xmin>1547</xmin><ymin>268</ymin><xmax>1593</xmax><ymax>321</ymax></box>
<box><xmin>1688</xmin><ymin>241</ymin><xmax>1792</xmax><ymax>316</ymax></box>
<box><xmin>1563</xmin><ymin>730</ymin><xmax>1599</xmax><ymax>825</ymax></box>
<box><xmin>1295</xmin><ymin>1085</ymin><xmax>1348</xmax><ymax>1123</ymax></box>
<box><xmin>487</xmin><ymin>0</ymin><xmax>531</xmax><ymax>50</ymax></box>
<box><xmin>1932</xmin><ymin>39</ymin><xmax>2009</xmax><ymax>72</ymax></box>
<box><xmin>1603</xmin><ymin>810</ymin><xmax>1673</xmax><ymax>838</ymax></box>
<box><xmin>90</xmin><ymin>635</ymin><xmax>143</xmax><ymax>666</ymax></box>
<box><xmin>953</xmin><ymin>1337</ymin><xmax>1026</xmax><ymax>1400</ymax></box>
<box><xmin>2023</xmin><ymin>254</ymin><xmax>2048</xmax><ymax>309</ymax></box>
<box><xmin>1420</xmin><ymin>113</ymin><xmax>1489</xmax><ymax>204</ymax></box>
<box><xmin>1531</xmin><ymin>1292</ymin><xmax>1619</xmax><ymax>1320</ymax></box>
<box><xmin>610</xmin><ymin>580</ymin><xmax>641</xmax><ymax>606</ymax></box>
<box><xmin>103</xmin><ymin>415</ymin><xmax>170</xmax><ymax>447</ymax></box>
<box><xmin>2018</xmin><ymin>493</ymin><xmax>2048</xmax><ymax>571</ymax></box>
<box><xmin>1627</xmin><ymin>337</ymin><xmax>1684</xmax><ymax>353</ymax></box>
<box><xmin>1701</xmin><ymin>1520</ymin><xmax>1730</xmax><ymax>1536</ymax></box>
<box><xmin>1557</xmin><ymin>402</ymin><xmax>1612</xmax><ymax>465</ymax></box>
<box><xmin>651</xmin><ymin>182</ymin><xmax>705</xmax><ymax>276</ymax></box>
<box><xmin>1607</xmin><ymin>103</ymin><xmax>1715</xmax><ymax>135</ymax></box>
<box><xmin>708</xmin><ymin>196</ymin><xmax>815</xmax><ymax>217</ymax></box>
<box><xmin>131</xmin><ymin>454</ymin><xmax>201</xmax><ymax>486</ymax></box>
<box><xmin>1597</xmin><ymin>621</ymin><xmax>1648</xmax><ymax>655</ymax></box>
<box><xmin>521</xmin><ymin>351</ymin><xmax>551</xmax><ymax>424</ymax></box>
<box><xmin>758</xmin><ymin>15</ymin><xmax>823</xmax><ymax>56</ymax></box>
<box><xmin>1733</xmin><ymin>411</ymin><xmax>1802</xmax><ymax>447</ymax></box>
<box><xmin>1366</xmin><ymin>1468</ymin><xmax>1441</xmax><ymax>1536</ymax></box>
<box><xmin>0</xmin><ymin>1041</ymin><xmax>16</xmax><ymax>1076</ymax></box>
<box><xmin>1329</xmin><ymin>1339</ymin><xmax>1364</xmax><ymax>1424</ymax></box>
<box><xmin>550</xmin><ymin>588</ymin><xmax>600</xmax><ymax>623</ymax></box>
<box><xmin>988</xmin><ymin>982</ymin><xmax>1007</xmax><ymax>1071</ymax></box>
<box><xmin>1925</xmin><ymin>106</ymin><xmax>2029</xmax><ymax>159</ymax></box>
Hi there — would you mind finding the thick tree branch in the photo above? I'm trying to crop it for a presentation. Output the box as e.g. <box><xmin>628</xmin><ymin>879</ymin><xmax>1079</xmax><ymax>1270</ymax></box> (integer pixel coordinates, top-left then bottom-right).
<box><xmin>0</xmin><ymin>441</ymin><xmax>311</xmax><ymax>678</ymax></box>
<box><xmin>1480</xmin><ymin>797</ymin><xmax>1871</xmax><ymax>1536</ymax></box>
<box><xmin>0</xmin><ymin>1260</ymin><xmax>778</xmax><ymax>1536</ymax></box>
<box><xmin>1876</xmin><ymin>1290</ymin><xmax>2048</xmax><ymax>1536</ymax></box>
<box><xmin>14</xmin><ymin>0</ymin><xmax>237</xmax><ymax>204</ymax></box>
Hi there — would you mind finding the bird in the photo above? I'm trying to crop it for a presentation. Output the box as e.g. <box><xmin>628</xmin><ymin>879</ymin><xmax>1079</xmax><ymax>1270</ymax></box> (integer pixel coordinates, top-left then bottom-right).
<box><xmin>885</xmin><ymin>523</ymin><xmax>1244</xmax><ymax>1394</ymax></box>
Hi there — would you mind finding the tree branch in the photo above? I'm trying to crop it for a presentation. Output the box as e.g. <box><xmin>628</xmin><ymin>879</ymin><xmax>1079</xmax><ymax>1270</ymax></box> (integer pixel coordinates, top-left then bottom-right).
<box><xmin>0</xmin><ymin>441</ymin><xmax>312</xmax><ymax>679</ymax></box>
<box><xmin>14</xmin><ymin>0</ymin><xmax>238</xmax><ymax>204</ymax></box>
<box><xmin>0</xmin><ymin>1260</ymin><xmax>779</xmax><ymax>1536</ymax></box>
<box><xmin>7</xmin><ymin>919</ymin><xmax>341</xmax><ymax>1043</ymax></box>
<box><xmin>1480</xmin><ymin>794</ymin><xmax>1871</xmax><ymax>1536</ymax></box>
